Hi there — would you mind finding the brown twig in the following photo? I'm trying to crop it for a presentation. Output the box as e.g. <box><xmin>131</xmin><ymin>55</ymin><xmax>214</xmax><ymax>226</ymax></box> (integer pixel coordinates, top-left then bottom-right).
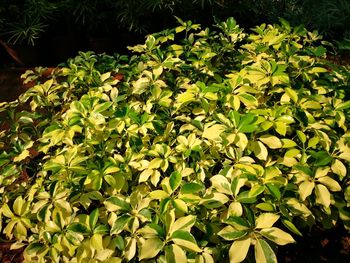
<box><xmin>0</xmin><ymin>39</ymin><xmax>24</xmax><ymax>66</ymax></box>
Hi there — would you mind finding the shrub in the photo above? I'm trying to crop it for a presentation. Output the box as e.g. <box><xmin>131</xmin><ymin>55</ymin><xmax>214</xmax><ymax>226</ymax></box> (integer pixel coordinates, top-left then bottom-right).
<box><xmin>0</xmin><ymin>18</ymin><xmax>349</xmax><ymax>262</ymax></box>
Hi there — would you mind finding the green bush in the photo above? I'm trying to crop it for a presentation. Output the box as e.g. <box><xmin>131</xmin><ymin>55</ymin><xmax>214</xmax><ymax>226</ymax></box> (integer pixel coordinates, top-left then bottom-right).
<box><xmin>0</xmin><ymin>18</ymin><xmax>349</xmax><ymax>262</ymax></box>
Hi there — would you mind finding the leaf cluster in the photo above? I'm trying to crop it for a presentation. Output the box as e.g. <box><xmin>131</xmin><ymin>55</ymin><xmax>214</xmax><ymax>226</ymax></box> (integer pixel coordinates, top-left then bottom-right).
<box><xmin>0</xmin><ymin>18</ymin><xmax>350</xmax><ymax>262</ymax></box>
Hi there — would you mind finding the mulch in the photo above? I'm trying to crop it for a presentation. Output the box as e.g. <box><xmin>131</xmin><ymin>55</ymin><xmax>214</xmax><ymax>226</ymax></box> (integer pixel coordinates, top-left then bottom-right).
<box><xmin>0</xmin><ymin>243</ymin><xmax>24</xmax><ymax>263</ymax></box>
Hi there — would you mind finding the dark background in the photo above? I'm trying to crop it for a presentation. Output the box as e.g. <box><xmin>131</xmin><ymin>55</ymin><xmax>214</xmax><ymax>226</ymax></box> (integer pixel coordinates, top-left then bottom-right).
<box><xmin>0</xmin><ymin>0</ymin><xmax>349</xmax><ymax>67</ymax></box>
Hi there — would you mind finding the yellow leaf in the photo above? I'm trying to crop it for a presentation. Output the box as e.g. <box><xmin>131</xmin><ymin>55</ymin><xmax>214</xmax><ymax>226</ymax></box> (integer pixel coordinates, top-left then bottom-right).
<box><xmin>172</xmin><ymin>237</ymin><xmax>201</xmax><ymax>252</ymax></box>
<box><xmin>202</xmin><ymin>124</ymin><xmax>226</xmax><ymax>140</ymax></box>
<box><xmin>317</xmin><ymin>176</ymin><xmax>341</xmax><ymax>192</ymax></box>
<box><xmin>255</xmin><ymin>239</ymin><xmax>277</xmax><ymax>263</ymax></box>
<box><xmin>299</xmin><ymin>181</ymin><xmax>315</xmax><ymax>201</ymax></box>
<box><xmin>315</xmin><ymin>184</ymin><xmax>331</xmax><ymax>207</ymax></box>
<box><xmin>91</xmin><ymin>234</ymin><xmax>103</xmax><ymax>250</ymax></box>
<box><xmin>13</xmin><ymin>196</ymin><xmax>25</xmax><ymax>216</ymax></box>
<box><xmin>100</xmin><ymin>72</ymin><xmax>111</xmax><ymax>82</ymax></box>
<box><xmin>153</xmin><ymin>66</ymin><xmax>163</xmax><ymax>77</ymax></box>
<box><xmin>260</xmin><ymin>227</ymin><xmax>295</xmax><ymax>245</ymax></box>
<box><xmin>124</xmin><ymin>238</ymin><xmax>137</xmax><ymax>261</ymax></box>
<box><xmin>1</xmin><ymin>204</ymin><xmax>14</xmax><ymax>218</ymax></box>
<box><xmin>235</xmin><ymin>133</ymin><xmax>248</xmax><ymax>151</ymax></box>
<box><xmin>210</xmin><ymin>175</ymin><xmax>232</xmax><ymax>195</ymax></box>
<box><xmin>259</xmin><ymin>135</ymin><xmax>282</xmax><ymax>149</ymax></box>
<box><xmin>308</xmin><ymin>67</ymin><xmax>328</xmax><ymax>74</ymax></box>
<box><xmin>13</xmin><ymin>149</ymin><xmax>30</xmax><ymax>162</ymax></box>
<box><xmin>285</xmin><ymin>88</ymin><xmax>298</xmax><ymax>103</ymax></box>
<box><xmin>255</xmin><ymin>213</ymin><xmax>280</xmax><ymax>229</ymax></box>
<box><xmin>173</xmin><ymin>199</ymin><xmax>188</xmax><ymax>214</ymax></box>
<box><xmin>139</xmin><ymin>169</ymin><xmax>153</xmax><ymax>183</ymax></box>
<box><xmin>252</xmin><ymin>141</ymin><xmax>268</xmax><ymax>161</ymax></box>
<box><xmin>229</xmin><ymin>237</ymin><xmax>251</xmax><ymax>263</ymax></box>
<box><xmin>167</xmin><ymin>244</ymin><xmax>187</xmax><ymax>263</ymax></box>
<box><xmin>338</xmin><ymin>152</ymin><xmax>350</xmax><ymax>161</ymax></box>
<box><xmin>228</xmin><ymin>201</ymin><xmax>243</xmax><ymax>217</ymax></box>
<box><xmin>149</xmin><ymin>190</ymin><xmax>169</xmax><ymax>199</ymax></box>
<box><xmin>171</xmin><ymin>215</ymin><xmax>196</xmax><ymax>233</ymax></box>
<box><xmin>331</xmin><ymin>159</ymin><xmax>347</xmax><ymax>179</ymax></box>
<box><xmin>133</xmin><ymin>77</ymin><xmax>150</xmax><ymax>95</ymax></box>
<box><xmin>139</xmin><ymin>238</ymin><xmax>163</xmax><ymax>260</ymax></box>
<box><xmin>148</xmin><ymin>158</ymin><xmax>163</xmax><ymax>169</ymax></box>
<box><xmin>274</xmin><ymin>121</ymin><xmax>287</xmax><ymax>136</ymax></box>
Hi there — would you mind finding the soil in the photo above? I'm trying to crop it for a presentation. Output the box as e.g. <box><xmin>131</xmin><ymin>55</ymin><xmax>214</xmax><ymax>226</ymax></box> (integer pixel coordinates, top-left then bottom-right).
<box><xmin>277</xmin><ymin>224</ymin><xmax>350</xmax><ymax>263</ymax></box>
<box><xmin>0</xmin><ymin>68</ymin><xmax>28</xmax><ymax>102</ymax></box>
<box><xmin>0</xmin><ymin>243</ymin><xmax>24</xmax><ymax>263</ymax></box>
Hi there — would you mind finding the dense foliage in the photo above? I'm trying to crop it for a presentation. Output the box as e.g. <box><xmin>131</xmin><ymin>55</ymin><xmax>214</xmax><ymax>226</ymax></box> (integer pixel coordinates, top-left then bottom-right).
<box><xmin>0</xmin><ymin>18</ymin><xmax>350</xmax><ymax>262</ymax></box>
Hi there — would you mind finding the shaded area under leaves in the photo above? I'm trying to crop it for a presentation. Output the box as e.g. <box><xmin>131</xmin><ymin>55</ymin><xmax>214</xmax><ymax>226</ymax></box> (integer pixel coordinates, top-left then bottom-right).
<box><xmin>277</xmin><ymin>224</ymin><xmax>350</xmax><ymax>263</ymax></box>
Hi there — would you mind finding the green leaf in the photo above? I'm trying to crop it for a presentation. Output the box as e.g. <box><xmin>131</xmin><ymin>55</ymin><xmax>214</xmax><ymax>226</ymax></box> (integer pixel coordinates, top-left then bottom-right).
<box><xmin>139</xmin><ymin>237</ymin><xmax>164</xmax><ymax>260</ymax></box>
<box><xmin>165</xmin><ymin>244</ymin><xmax>187</xmax><ymax>263</ymax></box>
<box><xmin>238</xmin><ymin>93</ymin><xmax>258</xmax><ymax>108</ymax></box>
<box><xmin>171</xmin><ymin>230</ymin><xmax>201</xmax><ymax>252</ymax></box>
<box><xmin>281</xmin><ymin>139</ymin><xmax>297</xmax><ymax>148</ymax></box>
<box><xmin>201</xmin><ymin>192</ymin><xmax>229</xmax><ymax>208</ymax></box>
<box><xmin>169</xmin><ymin>171</ymin><xmax>182</xmax><ymax>192</ymax></box>
<box><xmin>25</xmin><ymin>242</ymin><xmax>43</xmax><ymax>255</ymax></box>
<box><xmin>281</xmin><ymin>220</ymin><xmax>303</xmax><ymax>236</ymax></box>
<box><xmin>218</xmin><ymin>226</ymin><xmax>248</xmax><ymax>241</ymax></box>
<box><xmin>229</xmin><ymin>237</ymin><xmax>251</xmax><ymax>263</ymax></box>
<box><xmin>238</xmin><ymin>113</ymin><xmax>258</xmax><ymax>133</ymax></box>
<box><xmin>173</xmin><ymin>199</ymin><xmax>188</xmax><ymax>214</ymax></box>
<box><xmin>311</xmin><ymin>151</ymin><xmax>333</xmax><ymax>166</ymax></box>
<box><xmin>111</xmin><ymin>215</ymin><xmax>132</xmax><ymax>235</ymax></box>
<box><xmin>296</xmin><ymin>130</ymin><xmax>306</xmax><ymax>144</ymax></box>
<box><xmin>226</xmin><ymin>216</ymin><xmax>251</xmax><ymax>229</ymax></box>
<box><xmin>67</xmin><ymin>222</ymin><xmax>89</xmax><ymax>234</ymax></box>
<box><xmin>93</xmin><ymin>101</ymin><xmax>112</xmax><ymax>113</ymax></box>
<box><xmin>104</xmin><ymin>197</ymin><xmax>131</xmax><ymax>212</ymax></box>
<box><xmin>94</xmin><ymin>224</ymin><xmax>109</xmax><ymax>234</ymax></box>
<box><xmin>335</xmin><ymin>100</ymin><xmax>350</xmax><ymax>111</ymax></box>
<box><xmin>259</xmin><ymin>227</ymin><xmax>295</xmax><ymax>245</ymax></box>
<box><xmin>266</xmin><ymin>184</ymin><xmax>281</xmax><ymax>200</ymax></box>
<box><xmin>160</xmin><ymin>198</ymin><xmax>172</xmax><ymax>214</ymax></box>
<box><xmin>248</xmin><ymin>185</ymin><xmax>265</xmax><ymax>198</ymax></box>
<box><xmin>231</xmin><ymin>177</ymin><xmax>247</xmax><ymax>197</ymax></box>
<box><xmin>180</xmin><ymin>183</ymin><xmax>203</xmax><ymax>194</ymax></box>
<box><xmin>89</xmin><ymin>208</ymin><xmax>99</xmax><ymax>230</ymax></box>
<box><xmin>236</xmin><ymin>191</ymin><xmax>258</xmax><ymax>203</ymax></box>
<box><xmin>255</xmin><ymin>238</ymin><xmax>277</xmax><ymax>263</ymax></box>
